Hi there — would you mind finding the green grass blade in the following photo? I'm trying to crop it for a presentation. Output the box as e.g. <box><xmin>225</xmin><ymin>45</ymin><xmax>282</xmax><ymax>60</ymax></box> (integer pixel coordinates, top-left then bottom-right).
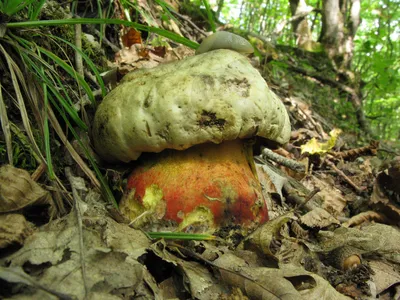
<box><xmin>0</xmin><ymin>44</ymin><xmax>45</xmax><ymax>164</ymax></box>
<box><xmin>37</xmin><ymin>51</ymin><xmax>55</xmax><ymax>179</ymax></box>
<box><xmin>42</xmin><ymin>81</ymin><xmax>54</xmax><ymax>178</ymax></box>
<box><xmin>28</xmin><ymin>0</ymin><xmax>46</xmax><ymax>21</ymax></box>
<box><xmin>37</xmin><ymin>46</ymin><xmax>95</xmax><ymax>105</ymax></box>
<box><xmin>202</xmin><ymin>0</ymin><xmax>216</xmax><ymax>32</ymax></box>
<box><xmin>6</xmin><ymin>18</ymin><xmax>199</xmax><ymax>49</ymax></box>
<box><xmin>2</xmin><ymin>0</ymin><xmax>37</xmax><ymax>16</ymax></box>
<box><xmin>10</xmin><ymin>35</ymin><xmax>89</xmax><ymax>130</ymax></box>
<box><xmin>153</xmin><ymin>0</ymin><xmax>180</xmax><ymax>24</ymax></box>
<box><xmin>9</xmin><ymin>33</ymin><xmax>89</xmax><ymax>108</ymax></box>
<box><xmin>47</xmin><ymin>34</ymin><xmax>107</xmax><ymax>97</ymax></box>
<box><xmin>17</xmin><ymin>49</ymin><xmax>88</xmax><ymax>130</ymax></box>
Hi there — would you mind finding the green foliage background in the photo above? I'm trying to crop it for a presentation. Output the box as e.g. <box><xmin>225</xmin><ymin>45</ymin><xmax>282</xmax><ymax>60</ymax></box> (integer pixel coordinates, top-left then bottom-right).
<box><xmin>197</xmin><ymin>0</ymin><xmax>399</xmax><ymax>141</ymax></box>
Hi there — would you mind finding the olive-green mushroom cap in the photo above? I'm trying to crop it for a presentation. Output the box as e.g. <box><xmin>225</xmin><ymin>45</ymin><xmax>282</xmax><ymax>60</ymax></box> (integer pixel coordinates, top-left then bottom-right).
<box><xmin>92</xmin><ymin>49</ymin><xmax>291</xmax><ymax>163</ymax></box>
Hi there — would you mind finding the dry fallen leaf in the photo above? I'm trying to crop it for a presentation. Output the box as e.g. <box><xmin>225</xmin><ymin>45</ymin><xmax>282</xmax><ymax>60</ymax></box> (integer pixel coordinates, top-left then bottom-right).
<box><xmin>302</xmin><ymin>175</ymin><xmax>347</xmax><ymax>216</ymax></box>
<box><xmin>3</xmin><ymin>203</ymin><xmax>153</xmax><ymax>299</ymax></box>
<box><xmin>213</xmin><ymin>252</ymin><xmax>351</xmax><ymax>300</ymax></box>
<box><xmin>0</xmin><ymin>165</ymin><xmax>53</xmax><ymax>213</ymax></box>
<box><xmin>0</xmin><ymin>214</ymin><xmax>34</xmax><ymax>248</ymax></box>
<box><xmin>304</xmin><ymin>223</ymin><xmax>400</xmax><ymax>264</ymax></box>
<box><xmin>368</xmin><ymin>259</ymin><xmax>400</xmax><ymax>295</ymax></box>
<box><xmin>149</xmin><ymin>240</ymin><xmax>227</xmax><ymax>299</ymax></box>
<box><xmin>369</xmin><ymin>158</ymin><xmax>400</xmax><ymax>224</ymax></box>
<box><xmin>256</xmin><ymin>163</ymin><xmax>288</xmax><ymax>200</ymax></box>
<box><xmin>300</xmin><ymin>207</ymin><xmax>340</xmax><ymax>229</ymax></box>
<box><xmin>121</xmin><ymin>28</ymin><xmax>142</xmax><ymax>48</ymax></box>
<box><xmin>241</xmin><ymin>212</ymin><xmax>296</xmax><ymax>258</ymax></box>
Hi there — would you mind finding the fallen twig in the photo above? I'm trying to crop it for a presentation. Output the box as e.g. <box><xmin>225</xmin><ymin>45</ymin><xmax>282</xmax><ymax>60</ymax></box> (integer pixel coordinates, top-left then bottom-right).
<box><xmin>65</xmin><ymin>167</ymin><xmax>89</xmax><ymax>297</ymax></box>
<box><xmin>259</xmin><ymin>147</ymin><xmax>306</xmax><ymax>173</ymax></box>
<box><xmin>48</xmin><ymin>107</ymin><xmax>101</xmax><ymax>189</ymax></box>
<box><xmin>74</xmin><ymin>22</ymin><xmax>84</xmax><ymax>78</ymax></box>
<box><xmin>169</xmin><ymin>9</ymin><xmax>208</xmax><ymax>37</ymax></box>
<box><xmin>296</xmin><ymin>187</ymin><xmax>321</xmax><ymax>211</ymax></box>
<box><xmin>325</xmin><ymin>159</ymin><xmax>364</xmax><ymax>194</ymax></box>
<box><xmin>329</xmin><ymin>141</ymin><xmax>379</xmax><ymax>160</ymax></box>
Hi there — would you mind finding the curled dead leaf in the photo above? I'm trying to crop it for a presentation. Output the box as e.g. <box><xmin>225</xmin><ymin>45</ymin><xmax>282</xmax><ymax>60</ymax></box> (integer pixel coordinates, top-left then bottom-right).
<box><xmin>241</xmin><ymin>212</ymin><xmax>296</xmax><ymax>257</ymax></box>
<box><xmin>0</xmin><ymin>214</ymin><xmax>34</xmax><ymax>248</ymax></box>
<box><xmin>0</xmin><ymin>165</ymin><xmax>53</xmax><ymax>213</ymax></box>
<box><xmin>369</xmin><ymin>157</ymin><xmax>400</xmax><ymax>224</ymax></box>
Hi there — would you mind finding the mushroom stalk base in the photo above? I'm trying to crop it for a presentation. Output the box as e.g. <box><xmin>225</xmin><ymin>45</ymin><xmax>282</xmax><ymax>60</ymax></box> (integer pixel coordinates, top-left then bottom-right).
<box><xmin>120</xmin><ymin>140</ymin><xmax>268</xmax><ymax>232</ymax></box>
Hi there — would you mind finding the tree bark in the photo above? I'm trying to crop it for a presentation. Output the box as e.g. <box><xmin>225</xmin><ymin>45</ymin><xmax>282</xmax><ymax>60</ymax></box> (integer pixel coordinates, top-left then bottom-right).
<box><xmin>320</xmin><ymin>0</ymin><xmax>344</xmax><ymax>64</ymax></box>
<box><xmin>289</xmin><ymin>0</ymin><xmax>314</xmax><ymax>49</ymax></box>
<box><xmin>320</xmin><ymin>0</ymin><xmax>361</xmax><ymax>70</ymax></box>
<box><xmin>287</xmin><ymin>0</ymin><xmax>370</xmax><ymax>134</ymax></box>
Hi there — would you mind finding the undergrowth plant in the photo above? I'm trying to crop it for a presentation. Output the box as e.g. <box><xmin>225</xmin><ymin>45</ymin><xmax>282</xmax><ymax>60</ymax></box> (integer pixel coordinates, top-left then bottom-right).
<box><xmin>0</xmin><ymin>0</ymin><xmax>199</xmax><ymax>210</ymax></box>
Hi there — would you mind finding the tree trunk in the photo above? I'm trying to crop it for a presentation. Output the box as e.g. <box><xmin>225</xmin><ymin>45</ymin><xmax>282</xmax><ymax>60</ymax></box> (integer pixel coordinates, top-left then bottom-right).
<box><xmin>289</xmin><ymin>0</ymin><xmax>314</xmax><ymax>50</ymax></box>
<box><xmin>320</xmin><ymin>0</ymin><xmax>360</xmax><ymax>70</ymax></box>
<box><xmin>319</xmin><ymin>0</ymin><xmax>369</xmax><ymax>134</ymax></box>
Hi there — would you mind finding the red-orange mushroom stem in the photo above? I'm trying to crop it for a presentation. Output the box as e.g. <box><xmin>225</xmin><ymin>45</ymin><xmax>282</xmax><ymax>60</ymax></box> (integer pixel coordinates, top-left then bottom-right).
<box><xmin>120</xmin><ymin>140</ymin><xmax>268</xmax><ymax>232</ymax></box>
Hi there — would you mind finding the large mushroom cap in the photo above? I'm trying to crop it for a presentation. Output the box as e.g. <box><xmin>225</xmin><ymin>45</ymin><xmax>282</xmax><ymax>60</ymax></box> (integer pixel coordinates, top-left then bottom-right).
<box><xmin>93</xmin><ymin>49</ymin><xmax>291</xmax><ymax>163</ymax></box>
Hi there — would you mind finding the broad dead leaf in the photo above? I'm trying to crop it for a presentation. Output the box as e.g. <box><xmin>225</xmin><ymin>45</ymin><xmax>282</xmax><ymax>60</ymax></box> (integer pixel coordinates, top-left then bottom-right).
<box><xmin>0</xmin><ymin>165</ymin><xmax>53</xmax><ymax>213</ymax></box>
<box><xmin>213</xmin><ymin>252</ymin><xmax>350</xmax><ymax>300</ymax></box>
<box><xmin>256</xmin><ymin>163</ymin><xmax>288</xmax><ymax>199</ymax></box>
<box><xmin>121</xmin><ymin>28</ymin><xmax>142</xmax><ymax>48</ymax></box>
<box><xmin>302</xmin><ymin>175</ymin><xmax>347</xmax><ymax>215</ymax></box>
<box><xmin>0</xmin><ymin>214</ymin><xmax>34</xmax><ymax>248</ymax></box>
<box><xmin>368</xmin><ymin>259</ymin><xmax>400</xmax><ymax>295</ymax></box>
<box><xmin>149</xmin><ymin>240</ymin><xmax>227</xmax><ymax>299</ymax></box>
<box><xmin>300</xmin><ymin>208</ymin><xmax>340</xmax><ymax>229</ymax></box>
<box><xmin>3</xmin><ymin>202</ymin><xmax>153</xmax><ymax>299</ymax></box>
<box><xmin>304</xmin><ymin>223</ymin><xmax>400</xmax><ymax>264</ymax></box>
<box><xmin>370</xmin><ymin>158</ymin><xmax>400</xmax><ymax>223</ymax></box>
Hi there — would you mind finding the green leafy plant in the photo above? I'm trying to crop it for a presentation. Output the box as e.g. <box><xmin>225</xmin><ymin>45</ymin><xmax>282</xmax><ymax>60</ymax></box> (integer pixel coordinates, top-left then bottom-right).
<box><xmin>0</xmin><ymin>0</ymin><xmax>199</xmax><ymax>210</ymax></box>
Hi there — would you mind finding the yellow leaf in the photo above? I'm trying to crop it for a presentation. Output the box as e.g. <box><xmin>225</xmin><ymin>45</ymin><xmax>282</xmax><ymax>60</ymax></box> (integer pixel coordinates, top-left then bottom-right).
<box><xmin>300</xmin><ymin>129</ymin><xmax>342</xmax><ymax>155</ymax></box>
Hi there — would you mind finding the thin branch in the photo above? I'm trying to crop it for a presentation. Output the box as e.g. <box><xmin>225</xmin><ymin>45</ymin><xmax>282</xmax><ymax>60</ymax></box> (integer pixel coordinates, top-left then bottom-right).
<box><xmin>65</xmin><ymin>167</ymin><xmax>89</xmax><ymax>297</ymax></box>
<box><xmin>169</xmin><ymin>9</ymin><xmax>208</xmax><ymax>37</ymax></box>
<box><xmin>273</xmin><ymin>8</ymin><xmax>320</xmax><ymax>37</ymax></box>
<box><xmin>47</xmin><ymin>106</ymin><xmax>101</xmax><ymax>189</ymax></box>
<box><xmin>84</xmin><ymin>23</ymin><xmax>120</xmax><ymax>53</ymax></box>
<box><xmin>296</xmin><ymin>188</ymin><xmax>321</xmax><ymax>211</ymax></box>
<box><xmin>258</xmin><ymin>148</ymin><xmax>306</xmax><ymax>173</ymax></box>
<box><xmin>325</xmin><ymin>159</ymin><xmax>364</xmax><ymax>194</ymax></box>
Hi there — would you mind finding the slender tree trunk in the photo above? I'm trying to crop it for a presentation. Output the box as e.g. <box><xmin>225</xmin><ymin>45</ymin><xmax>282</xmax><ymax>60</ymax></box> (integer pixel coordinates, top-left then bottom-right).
<box><xmin>320</xmin><ymin>0</ymin><xmax>344</xmax><ymax>63</ymax></box>
<box><xmin>289</xmin><ymin>0</ymin><xmax>314</xmax><ymax>50</ymax></box>
<box><xmin>319</xmin><ymin>0</ymin><xmax>370</xmax><ymax>134</ymax></box>
<box><xmin>320</xmin><ymin>0</ymin><xmax>360</xmax><ymax>69</ymax></box>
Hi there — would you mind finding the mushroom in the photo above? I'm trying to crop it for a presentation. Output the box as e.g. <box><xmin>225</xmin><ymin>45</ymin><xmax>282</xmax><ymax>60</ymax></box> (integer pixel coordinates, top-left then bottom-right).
<box><xmin>92</xmin><ymin>32</ymin><xmax>291</xmax><ymax>232</ymax></box>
